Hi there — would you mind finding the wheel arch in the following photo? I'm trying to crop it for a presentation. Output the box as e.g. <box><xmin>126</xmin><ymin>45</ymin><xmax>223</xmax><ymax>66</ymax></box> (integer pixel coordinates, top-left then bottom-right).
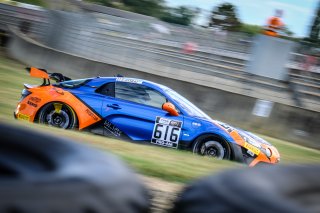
<box><xmin>191</xmin><ymin>133</ymin><xmax>237</xmax><ymax>161</ymax></box>
<box><xmin>34</xmin><ymin>101</ymin><xmax>79</xmax><ymax>128</ymax></box>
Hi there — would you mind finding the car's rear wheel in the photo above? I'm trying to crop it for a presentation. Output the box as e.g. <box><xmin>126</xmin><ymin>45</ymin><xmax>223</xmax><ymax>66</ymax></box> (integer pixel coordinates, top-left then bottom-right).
<box><xmin>192</xmin><ymin>135</ymin><xmax>231</xmax><ymax>160</ymax></box>
<box><xmin>38</xmin><ymin>102</ymin><xmax>77</xmax><ymax>129</ymax></box>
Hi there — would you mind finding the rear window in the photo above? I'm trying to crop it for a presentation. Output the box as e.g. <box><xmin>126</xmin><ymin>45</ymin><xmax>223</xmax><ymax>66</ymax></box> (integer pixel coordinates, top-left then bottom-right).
<box><xmin>55</xmin><ymin>79</ymin><xmax>92</xmax><ymax>89</ymax></box>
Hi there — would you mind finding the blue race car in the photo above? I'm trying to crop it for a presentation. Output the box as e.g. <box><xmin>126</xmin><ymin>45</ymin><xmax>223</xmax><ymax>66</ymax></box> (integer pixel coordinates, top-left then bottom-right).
<box><xmin>15</xmin><ymin>69</ymin><xmax>280</xmax><ymax>166</ymax></box>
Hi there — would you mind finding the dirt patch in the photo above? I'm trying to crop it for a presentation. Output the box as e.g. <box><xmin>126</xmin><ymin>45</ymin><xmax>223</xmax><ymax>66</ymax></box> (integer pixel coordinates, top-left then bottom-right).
<box><xmin>139</xmin><ymin>176</ymin><xmax>184</xmax><ymax>213</ymax></box>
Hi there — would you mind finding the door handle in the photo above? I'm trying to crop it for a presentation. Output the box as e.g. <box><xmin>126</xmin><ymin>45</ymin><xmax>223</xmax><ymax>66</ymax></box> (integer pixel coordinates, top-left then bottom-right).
<box><xmin>107</xmin><ymin>104</ymin><xmax>121</xmax><ymax>109</ymax></box>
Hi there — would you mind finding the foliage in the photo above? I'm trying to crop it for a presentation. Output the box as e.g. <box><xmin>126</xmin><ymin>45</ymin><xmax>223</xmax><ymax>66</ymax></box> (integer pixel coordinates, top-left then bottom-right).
<box><xmin>85</xmin><ymin>0</ymin><xmax>199</xmax><ymax>26</ymax></box>
<box><xmin>85</xmin><ymin>0</ymin><xmax>113</xmax><ymax>7</ymax></box>
<box><xmin>121</xmin><ymin>0</ymin><xmax>165</xmax><ymax>17</ymax></box>
<box><xmin>209</xmin><ymin>3</ymin><xmax>241</xmax><ymax>31</ymax></box>
<box><xmin>282</xmin><ymin>26</ymin><xmax>294</xmax><ymax>37</ymax></box>
<box><xmin>85</xmin><ymin>0</ymin><xmax>166</xmax><ymax>18</ymax></box>
<box><xmin>160</xmin><ymin>6</ymin><xmax>200</xmax><ymax>26</ymax></box>
<box><xmin>13</xmin><ymin>0</ymin><xmax>45</xmax><ymax>7</ymax></box>
<box><xmin>239</xmin><ymin>23</ymin><xmax>262</xmax><ymax>36</ymax></box>
<box><xmin>308</xmin><ymin>2</ymin><xmax>320</xmax><ymax>43</ymax></box>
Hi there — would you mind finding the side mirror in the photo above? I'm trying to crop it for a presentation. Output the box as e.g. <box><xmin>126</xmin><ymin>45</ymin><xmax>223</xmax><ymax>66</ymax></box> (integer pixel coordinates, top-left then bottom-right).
<box><xmin>162</xmin><ymin>102</ymin><xmax>179</xmax><ymax>116</ymax></box>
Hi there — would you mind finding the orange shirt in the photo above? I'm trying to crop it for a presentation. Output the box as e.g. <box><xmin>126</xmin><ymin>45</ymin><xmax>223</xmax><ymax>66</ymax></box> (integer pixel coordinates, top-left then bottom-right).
<box><xmin>263</xmin><ymin>16</ymin><xmax>283</xmax><ymax>37</ymax></box>
<box><xmin>267</xmin><ymin>16</ymin><xmax>283</xmax><ymax>29</ymax></box>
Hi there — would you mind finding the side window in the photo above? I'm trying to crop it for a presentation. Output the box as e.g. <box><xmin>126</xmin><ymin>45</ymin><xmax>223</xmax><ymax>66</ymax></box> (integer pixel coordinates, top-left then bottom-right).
<box><xmin>95</xmin><ymin>82</ymin><xmax>115</xmax><ymax>97</ymax></box>
<box><xmin>115</xmin><ymin>82</ymin><xmax>167</xmax><ymax>108</ymax></box>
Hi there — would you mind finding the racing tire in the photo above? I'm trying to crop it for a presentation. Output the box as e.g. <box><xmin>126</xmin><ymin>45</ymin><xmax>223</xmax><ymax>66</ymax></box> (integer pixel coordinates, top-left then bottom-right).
<box><xmin>192</xmin><ymin>134</ymin><xmax>231</xmax><ymax>160</ymax></box>
<box><xmin>38</xmin><ymin>102</ymin><xmax>77</xmax><ymax>129</ymax></box>
<box><xmin>0</xmin><ymin>122</ymin><xmax>151</xmax><ymax>213</ymax></box>
<box><xmin>171</xmin><ymin>164</ymin><xmax>320</xmax><ymax>213</ymax></box>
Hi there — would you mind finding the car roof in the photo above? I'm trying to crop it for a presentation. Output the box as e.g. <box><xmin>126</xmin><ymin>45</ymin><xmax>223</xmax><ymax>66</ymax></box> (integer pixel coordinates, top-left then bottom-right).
<box><xmin>87</xmin><ymin>77</ymin><xmax>170</xmax><ymax>91</ymax></box>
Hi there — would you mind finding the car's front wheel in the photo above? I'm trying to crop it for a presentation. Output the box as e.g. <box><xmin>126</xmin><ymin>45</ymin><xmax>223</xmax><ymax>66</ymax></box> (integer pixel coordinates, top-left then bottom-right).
<box><xmin>38</xmin><ymin>102</ymin><xmax>77</xmax><ymax>129</ymax></box>
<box><xmin>192</xmin><ymin>135</ymin><xmax>231</xmax><ymax>160</ymax></box>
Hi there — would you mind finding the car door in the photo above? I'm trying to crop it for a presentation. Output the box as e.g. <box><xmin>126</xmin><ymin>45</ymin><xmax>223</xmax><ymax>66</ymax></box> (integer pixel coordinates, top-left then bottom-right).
<box><xmin>99</xmin><ymin>81</ymin><xmax>184</xmax><ymax>148</ymax></box>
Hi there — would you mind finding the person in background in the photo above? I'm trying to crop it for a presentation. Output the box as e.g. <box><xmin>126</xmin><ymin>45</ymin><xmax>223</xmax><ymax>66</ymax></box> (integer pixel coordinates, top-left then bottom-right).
<box><xmin>263</xmin><ymin>9</ymin><xmax>284</xmax><ymax>37</ymax></box>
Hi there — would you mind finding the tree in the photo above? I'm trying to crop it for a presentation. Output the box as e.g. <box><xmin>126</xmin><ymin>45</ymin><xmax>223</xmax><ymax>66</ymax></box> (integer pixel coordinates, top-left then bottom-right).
<box><xmin>160</xmin><ymin>6</ymin><xmax>200</xmax><ymax>26</ymax></box>
<box><xmin>209</xmin><ymin>3</ymin><xmax>241</xmax><ymax>31</ymax></box>
<box><xmin>85</xmin><ymin>0</ymin><xmax>112</xmax><ymax>7</ymax></box>
<box><xmin>85</xmin><ymin>0</ymin><xmax>165</xmax><ymax>17</ymax></box>
<box><xmin>282</xmin><ymin>26</ymin><xmax>294</xmax><ymax>37</ymax></box>
<box><xmin>14</xmin><ymin>0</ymin><xmax>46</xmax><ymax>7</ymax></box>
<box><xmin>308</xmin><ymin>1</ymin><xmax>320</xmax><ymax>43</ymax></box>
<box><xmin>85</xmin><ymin>0</ymin><xmax>198</xmax><ymax>25</ymax></box>
<box><xmin>121</xmin><ymin>0</ymin><xmax>166</xmax><ymax>17</ymax></box>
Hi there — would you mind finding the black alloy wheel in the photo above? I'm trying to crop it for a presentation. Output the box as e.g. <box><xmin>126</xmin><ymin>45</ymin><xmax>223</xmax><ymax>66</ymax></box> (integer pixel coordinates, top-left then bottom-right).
<box><xmin>38</xmin><ymin>102</ymin><xmax>77</xmax><ymax>129</ymax></box>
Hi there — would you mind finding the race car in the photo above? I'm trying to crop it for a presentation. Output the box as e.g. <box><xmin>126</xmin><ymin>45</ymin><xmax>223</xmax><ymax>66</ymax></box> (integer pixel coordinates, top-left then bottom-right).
<box><xmin>14</xmin><ymin>67</ymin><xmax>280</xmax><ymax>166</ymax></box>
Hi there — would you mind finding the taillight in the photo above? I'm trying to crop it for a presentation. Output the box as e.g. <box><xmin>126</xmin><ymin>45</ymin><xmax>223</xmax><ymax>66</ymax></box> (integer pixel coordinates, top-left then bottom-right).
<box><xmin>19</xmin><ymin>89</ymin><xmax>31</xmax><ymax>102</ymax></box>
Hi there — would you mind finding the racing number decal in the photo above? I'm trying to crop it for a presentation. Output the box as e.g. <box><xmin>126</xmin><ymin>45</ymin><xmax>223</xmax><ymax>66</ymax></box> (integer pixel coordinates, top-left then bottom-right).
<box><xmin>151</xmin><ymin>117</ymin><xmax>182</xmax><ymax>148</ymax></box>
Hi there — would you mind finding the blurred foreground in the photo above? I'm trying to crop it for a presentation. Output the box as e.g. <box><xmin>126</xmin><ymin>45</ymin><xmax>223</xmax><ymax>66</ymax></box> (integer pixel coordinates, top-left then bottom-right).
<box><xmin>0</xmin><ymin>118</ymin><xmax>319</xmax><ymax>213</ymax></box>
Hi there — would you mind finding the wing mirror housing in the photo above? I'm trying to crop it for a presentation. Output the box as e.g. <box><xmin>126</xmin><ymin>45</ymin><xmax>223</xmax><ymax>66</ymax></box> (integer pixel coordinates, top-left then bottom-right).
<box><xmin>162</xmin><ymin>102</ymin><xmax>179</xmax><ymax>116</ymax></box>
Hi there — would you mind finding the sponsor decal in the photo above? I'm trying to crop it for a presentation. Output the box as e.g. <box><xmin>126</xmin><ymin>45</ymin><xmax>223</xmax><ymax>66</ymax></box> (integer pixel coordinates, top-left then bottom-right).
<box><xmin>29</xmin><ymin>97</ymin><xmax>41</xmax><ymax>103</ymax></box>
<box><xmin>116</xmin><ymin>77</ymin><xmax>143</xmax><ymax>84</ymax></box>
<box><xmin>192</xmin><ymin>122</ymin><xmax>201</xmax><ymax>127</ymax></box>
<box><xmin>17</xmin><ymin>113</ymin><xmax>30</xmax><ymax>121</ymax></box>
<box><xmin>104</xmin><ymin>120</ymin><xmax>122</xmax><ymax>137</ymax></box>
<box><xmin>158</xmin><ymin>117</ymin><xmax>170</xmax><ymax>125</ymax></box>
<box><xmin>151</xmin><ymin>116</ymin><xmax>182</xmax><ymax>148</ymax></box>
<box><xmin>244</xmin><ymin>142</ymin><xmax>260</xmax><ymax>155</ymax></box>
<box><xmin>27</xmin><ymin>101</ymin><xmax>37</xmax><ymax>107</ymax></box>
<box><xmin>247</xmin><ymin>150</ymin><xmax>255</xmax><ymax>157</ymax></box>
<box><xmin>217</xmin><ymin>121</ymin><xmax>234</xmax><ymax>133</ymax></box>
<box><xmin>85</xmin><ymin>109</ymin><xmax>99</xmax><ymax>121</ymax></box>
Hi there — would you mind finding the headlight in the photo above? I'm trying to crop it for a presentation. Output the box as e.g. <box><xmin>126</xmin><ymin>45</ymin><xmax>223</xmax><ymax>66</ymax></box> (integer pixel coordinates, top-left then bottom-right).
<box><xmin>264</xmin><ymin>148</ymin><xmax>272</xmax><ymax>158</ymax></box>
<box><xmin>239</xmin><ymin>132</ymin><xmax>261</xmax><ymax>148</ymax></box>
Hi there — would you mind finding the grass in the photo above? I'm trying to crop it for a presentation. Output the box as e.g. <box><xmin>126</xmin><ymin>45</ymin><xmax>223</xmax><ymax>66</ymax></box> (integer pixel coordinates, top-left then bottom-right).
<box><xmin>1</xmin><ymin>49</ymin><xmax>320</xmax><ymax>183</ymax></box>
<box><xmin>1</xmin><ymin>0</ymin><xmax>47</xmax><ymax>7</ymax></box>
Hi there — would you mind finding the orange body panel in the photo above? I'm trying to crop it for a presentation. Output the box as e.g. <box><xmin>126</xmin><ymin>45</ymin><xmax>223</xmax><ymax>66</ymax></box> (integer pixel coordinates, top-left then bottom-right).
<box><xmin>214</xmin><ymin>122</ymin><xmax>280</xmax><ymax>166</ymax></box>
<box><xmin>15</xmin><ymin>85</ymin><xmax>101</xmax><ymax>129</ymax></box>
<box><xmin>230</xmin><ymin>130</ymin><xmax>280</xmax><ymax>166</ymax></box>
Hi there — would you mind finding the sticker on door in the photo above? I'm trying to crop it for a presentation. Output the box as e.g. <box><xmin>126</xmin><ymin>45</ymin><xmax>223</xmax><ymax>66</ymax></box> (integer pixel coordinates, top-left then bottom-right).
<box><xmin>151</xmin><ymin>116</ymin><xmax>182</xmax><ymax>148</ymax></box>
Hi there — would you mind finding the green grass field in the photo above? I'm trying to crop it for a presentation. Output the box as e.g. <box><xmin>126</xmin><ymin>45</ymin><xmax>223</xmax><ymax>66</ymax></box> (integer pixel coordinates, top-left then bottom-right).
<box><xmin>1</xmin><ymin>50</ymin><xmax>320</xmax><ymax>183</ymax></box>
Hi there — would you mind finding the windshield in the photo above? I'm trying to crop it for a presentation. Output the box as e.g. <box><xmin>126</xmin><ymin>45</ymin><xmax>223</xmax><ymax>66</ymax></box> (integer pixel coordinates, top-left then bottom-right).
<box><xmin>165</xmin><ymin>89</ymin><xmax>211</xmax><ymax>119</ymax></box>
<box><xmin>56</xmin><ymin>79</ymin><xmax>92</xmax><ymax>88</ymax></box>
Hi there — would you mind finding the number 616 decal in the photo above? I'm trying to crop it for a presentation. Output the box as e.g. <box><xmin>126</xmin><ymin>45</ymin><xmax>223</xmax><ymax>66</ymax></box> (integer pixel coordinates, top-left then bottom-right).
<box><xmin>151</xmin><ymin>117</ymin><xmax>182</xmax><ymax>148</ymax></box>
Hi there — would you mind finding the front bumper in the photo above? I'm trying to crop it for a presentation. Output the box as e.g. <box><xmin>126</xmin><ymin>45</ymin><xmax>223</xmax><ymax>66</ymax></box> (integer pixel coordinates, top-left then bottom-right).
<box><xmin>244</xmin><ymin>145</ymin><xmax>280</xmax><ymax>167</ymax></box>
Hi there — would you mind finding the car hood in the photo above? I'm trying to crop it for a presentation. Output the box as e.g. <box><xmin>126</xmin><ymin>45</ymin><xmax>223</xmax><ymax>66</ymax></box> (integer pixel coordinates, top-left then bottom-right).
<box><xmin>211</xmin><ymin>120</ymin><xmax>272</xmax><ymax>146</ymax></box>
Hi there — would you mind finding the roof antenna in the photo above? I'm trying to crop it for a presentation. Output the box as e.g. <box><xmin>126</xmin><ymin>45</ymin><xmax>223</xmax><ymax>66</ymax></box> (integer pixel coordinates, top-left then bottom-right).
<box><xmin>115</xmin><ymin>74</ymin><xmax>124</xmax><ymax>77</ymax></box>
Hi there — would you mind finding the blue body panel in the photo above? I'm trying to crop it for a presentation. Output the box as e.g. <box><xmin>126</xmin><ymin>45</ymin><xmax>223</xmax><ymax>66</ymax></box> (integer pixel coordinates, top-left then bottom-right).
<box><xmin>63</xmin><ymin>77</ymin><xmax>236</xmax><ymax>147</ymax></box>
